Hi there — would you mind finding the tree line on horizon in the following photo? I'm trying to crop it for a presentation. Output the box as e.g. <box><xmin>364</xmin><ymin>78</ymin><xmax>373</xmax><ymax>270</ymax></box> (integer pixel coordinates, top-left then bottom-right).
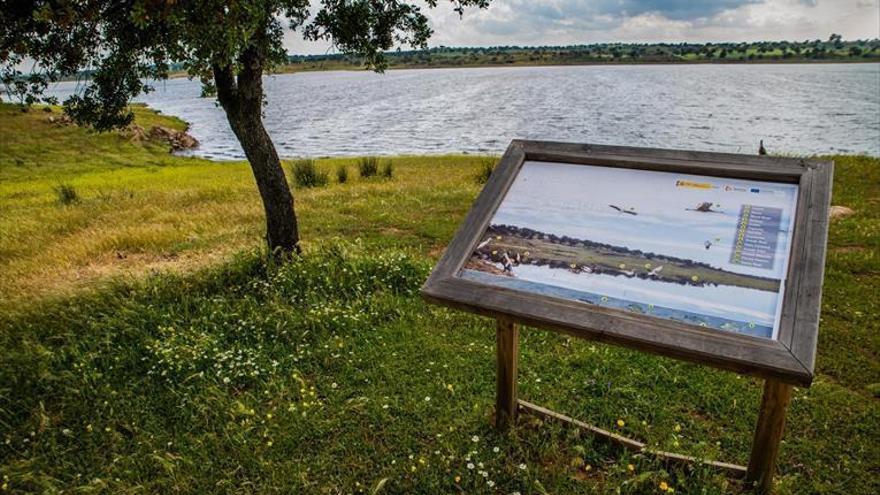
<box><xmin>285</xmin><ymin>34</ymin><xmax>880</xmax><ymax>68</ymax></box>
<box><xmin>16</xmin><ymin>35</ymin><xmax>879</xmax><ymax>85</ymax></box>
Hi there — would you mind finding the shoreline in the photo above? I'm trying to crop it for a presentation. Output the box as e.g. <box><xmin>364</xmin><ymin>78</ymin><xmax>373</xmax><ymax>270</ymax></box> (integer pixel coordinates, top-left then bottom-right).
<box><xmin>183</xmin><ymin>58</ymin><xmax>880</xmax><ymax>79</ymax></box>
<box><xmin>11</xmin><ymin>101</ymin><xmax>879</xmax><ymax>161</ymax></box>
<box><xmin>472</xmin><ymin>224</ymin><xmax>781</xmax><ymax>292</ymax></box>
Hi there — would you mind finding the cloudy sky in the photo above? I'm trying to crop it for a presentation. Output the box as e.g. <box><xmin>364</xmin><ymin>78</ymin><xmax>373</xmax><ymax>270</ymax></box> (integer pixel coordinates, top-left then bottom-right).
<box><xmin>285</xmin><ymin>0</ymin><xmax>880</xmax><ymax>54</ymax></box>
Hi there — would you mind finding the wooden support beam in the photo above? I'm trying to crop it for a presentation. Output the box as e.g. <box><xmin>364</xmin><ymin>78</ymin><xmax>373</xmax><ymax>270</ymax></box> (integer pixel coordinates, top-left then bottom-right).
<box><xmin>746</xmin><ymin>379</ymin><xmax>793</xmax><ymax>494</ymax></box>
<box><xmin>518</xmin><ymin>399</ymin><xmax>748</xmax><ymax>479</ymax></box>
<box><xmin>495</xmin><ymin>317</ymin><xmax>519</xmax><ymax>429</ymax></box>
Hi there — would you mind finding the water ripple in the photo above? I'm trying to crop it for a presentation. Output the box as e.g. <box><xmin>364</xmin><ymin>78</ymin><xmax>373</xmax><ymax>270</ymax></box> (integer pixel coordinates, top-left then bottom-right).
<box><xmin>47</xmin><ymin>63</ymin><xmax>880</xmax><ymax>159</ymax></box>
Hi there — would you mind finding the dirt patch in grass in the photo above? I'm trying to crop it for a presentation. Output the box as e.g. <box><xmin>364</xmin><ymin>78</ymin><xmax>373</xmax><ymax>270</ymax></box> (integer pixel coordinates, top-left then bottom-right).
<box><xmin>831</xmin><ymin>245</ymin><xmax>869</xmax><ymax>254</ymax></box>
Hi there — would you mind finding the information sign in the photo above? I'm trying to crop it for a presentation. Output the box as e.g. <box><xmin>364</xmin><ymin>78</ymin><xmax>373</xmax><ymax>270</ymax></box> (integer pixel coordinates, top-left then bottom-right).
<box><xmin>423</xmin><ymin>140</ymin><xmax>833</xmax><ymax>386</ymax></box>
<box><xmin>459</xmin><ymin>162</ymin><xmax>799</xmax><ymax>341</ymax></box>
<box><xmin>422</xmin><ymin>141</ymin><xmax>833</xmax><ymax>492</ymax></box>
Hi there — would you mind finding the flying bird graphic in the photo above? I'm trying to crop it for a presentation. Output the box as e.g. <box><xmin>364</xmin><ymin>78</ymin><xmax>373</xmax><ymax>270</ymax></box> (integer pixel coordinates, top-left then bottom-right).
<box><xmin>687</xmin><ymin>202</ymin><xmax>721</xmax><ymax>213</ymax></box>
<box><xmin>609</xmin><ymin>205</ymin><xmax>638</xmax><ymax>215</ymax></box>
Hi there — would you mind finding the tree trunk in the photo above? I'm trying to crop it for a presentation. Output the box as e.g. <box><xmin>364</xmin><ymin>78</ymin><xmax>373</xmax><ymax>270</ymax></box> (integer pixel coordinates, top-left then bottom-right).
<box><xmin>213</xmin><ymin>54</ymin><xmax>299</xmax><ymax>255</ymax></box>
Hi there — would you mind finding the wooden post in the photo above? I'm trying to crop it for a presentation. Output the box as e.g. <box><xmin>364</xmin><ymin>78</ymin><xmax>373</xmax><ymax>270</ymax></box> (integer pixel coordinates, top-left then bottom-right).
<box><xmin>746</xmin><ymin>379</ymin><xmax>794</xmax><ymax>494</ymax></box>
<box><xmin>495</xmin><ymin>317</ymin><xmax>519</xmax><ymax>430</ymax></box>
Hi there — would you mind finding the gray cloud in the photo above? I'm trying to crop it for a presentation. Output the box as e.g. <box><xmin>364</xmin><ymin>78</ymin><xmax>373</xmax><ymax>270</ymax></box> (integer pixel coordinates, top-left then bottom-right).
<box><xmin>464</xmin><ymin>1</ymin><xmax>761</xmax><ymax>37</ymax></box>
<box><xmin>285</xmin><ymin>0</ymin><xmax>880</xmax><ymax>54</ymax></box>
<box><xmin>571</xmin><ymin>1</ymin><xmax>760</xmax><ymax>20</ymax></box>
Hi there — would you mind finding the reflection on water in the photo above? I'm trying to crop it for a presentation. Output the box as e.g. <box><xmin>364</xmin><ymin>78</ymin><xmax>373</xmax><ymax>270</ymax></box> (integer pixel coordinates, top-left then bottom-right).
<box><xmin>460</xmin><ymin>267</ymin><xmax>774</xmax><ymax>339</ymax></box>
<box><xmin>512</xmin><ymin>264</ymin><xmax>777</xmax><ymax>325</ymax></box>
<box><xmin>44</xmin><ymin>63</ymin><xmax>880</xmax><ymax>159</ymax></box>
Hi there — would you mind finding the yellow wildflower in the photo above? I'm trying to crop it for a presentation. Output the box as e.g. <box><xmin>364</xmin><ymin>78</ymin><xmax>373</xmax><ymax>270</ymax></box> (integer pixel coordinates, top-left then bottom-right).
<box><xmin>617</xmin><ymin>419</ymin><xmax>625</xmax><ymax>428</ymax></box>
<box><xmin>659</xmin><ymin>481</ymin><xmax>669</xmax><ymax>491</ymax></box>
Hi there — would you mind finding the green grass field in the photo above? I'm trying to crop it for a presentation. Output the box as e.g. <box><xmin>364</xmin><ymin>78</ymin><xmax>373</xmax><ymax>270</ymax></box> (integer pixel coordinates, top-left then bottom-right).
<box><xmin>0</xmin><ymin>103</ymin><xmax>878</xmax><ymax>494</ymax></box>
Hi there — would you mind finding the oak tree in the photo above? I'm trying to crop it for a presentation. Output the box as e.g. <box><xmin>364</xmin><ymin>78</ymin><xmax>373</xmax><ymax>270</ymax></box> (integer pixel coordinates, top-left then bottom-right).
<box><xmin>1</xmin><ymin>0</ymin><xmax>490</xmax><ymax>253</ymax></box>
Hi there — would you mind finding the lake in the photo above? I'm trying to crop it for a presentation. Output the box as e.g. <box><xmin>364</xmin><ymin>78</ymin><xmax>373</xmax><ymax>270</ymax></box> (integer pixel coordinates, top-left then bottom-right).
<box><xmin>460</xmin><ymin>268</ymin><xmax>775</xmax><ymax>339</ymax></box>
<box><xmin>47</xmin><ymin>63</ymin><xmax>880</xmax><ymax>159</ymax></box>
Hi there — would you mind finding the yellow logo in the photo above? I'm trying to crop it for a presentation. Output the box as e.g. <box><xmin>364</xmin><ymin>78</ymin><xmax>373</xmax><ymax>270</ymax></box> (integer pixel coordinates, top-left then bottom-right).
<box><xmin>675</xmin><ymin>180</ymin><xmax>712</xmax><ymax>190</ymax></box>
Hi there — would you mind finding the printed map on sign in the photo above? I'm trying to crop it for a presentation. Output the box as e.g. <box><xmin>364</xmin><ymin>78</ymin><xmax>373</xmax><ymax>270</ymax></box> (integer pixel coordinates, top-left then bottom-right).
<box><xmin>459</xmin><ymin>161</ymin><xmax>799</xmax><ymax>340</ymax></box>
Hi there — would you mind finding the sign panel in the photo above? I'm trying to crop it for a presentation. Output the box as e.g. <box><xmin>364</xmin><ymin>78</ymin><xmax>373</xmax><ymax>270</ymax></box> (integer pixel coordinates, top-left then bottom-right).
<box><xmin>422</xmin><ymin>141</ymin><xmax>833</xmax><ymax>386</ymax></box>
<box><xmin>458</xmin><ymin>161</ymin><xmax>799</xmax><ymax>340</ymax></box>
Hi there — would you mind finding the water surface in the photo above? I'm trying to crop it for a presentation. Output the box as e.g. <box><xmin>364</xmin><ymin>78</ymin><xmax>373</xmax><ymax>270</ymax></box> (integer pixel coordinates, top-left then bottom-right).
<box><xmin>47</xmin><ymin>63</ymin><xmax>880</xmax><ymax>159</ymax></box>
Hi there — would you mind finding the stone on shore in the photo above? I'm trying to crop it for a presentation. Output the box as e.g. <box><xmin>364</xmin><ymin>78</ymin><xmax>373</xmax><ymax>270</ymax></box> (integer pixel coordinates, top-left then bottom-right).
<box><xmin>148</xmin><ymin>125</ymin><xmax>199</xmax><ymax>151</ymax></box>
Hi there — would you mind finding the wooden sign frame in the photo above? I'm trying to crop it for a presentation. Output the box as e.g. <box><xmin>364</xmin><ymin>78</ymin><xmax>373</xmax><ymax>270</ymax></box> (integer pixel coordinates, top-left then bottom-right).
<box><xmin>422</xmin><ymin>140</ymin><xmax>833</xmax><ymax>493</ymax></box>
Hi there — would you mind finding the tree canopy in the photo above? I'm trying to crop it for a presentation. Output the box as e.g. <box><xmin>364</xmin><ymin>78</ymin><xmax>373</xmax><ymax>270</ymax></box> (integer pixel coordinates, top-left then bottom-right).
<box><xmin>1</xmin><ymin>0</ymin><xmax>490</xmax><ymax>253</ymax></box>
<box><xmin>1</xmin><ymin>0</ymin><xmax>489</xmax><ymax>127</ymax></box>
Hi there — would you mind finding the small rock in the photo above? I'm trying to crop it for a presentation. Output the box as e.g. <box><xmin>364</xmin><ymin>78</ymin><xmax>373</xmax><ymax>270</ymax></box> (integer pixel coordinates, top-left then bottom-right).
<box><xmin>829</xmin><ymin>205</ymin><xmax>855</xmax><ymax>221</ymax></box>
<box><xmin>148</xmin><ymin>125</ymin><xmax>199</xmax><ymax>151</ymax></box>
<box><xmin>148</xmin><ymin>125</ymin><xmax>175</xmax><ymax>141</ymax></box>
<box><xmin>174</xmin><ymin>132</ymin><xmax>199</xmax><ymax>150</ymax></box>
<box><xmin>46</xmin><ymin>114</ymin><xmax>73</xmax><ymax>125</ymax></box>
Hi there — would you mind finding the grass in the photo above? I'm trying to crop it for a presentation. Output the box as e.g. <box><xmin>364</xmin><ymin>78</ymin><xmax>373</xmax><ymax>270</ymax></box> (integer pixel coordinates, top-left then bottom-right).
<box><xmin>358</xmin><ymin>156</ymin><xmax>380</xmax><ymax>178</ymax></box>
<box><xmin>0</xmin><ymin>104</ymin><xmax>479</xmax><ymax>304</ymax></box>
<box><xmin>0</xmin><ymin>103</ymin><xmax>878</xmax><ymax>494</ymax></box>
<box><xmin>381</xmin><ymin>160</ymin><xmax>394</xmax><ymax>179</ymax></box>
<box><xmin>336</xmin><ymin>164</ymin><xmax>349</xmax><ymax>184</ymax></box>
<box><xmin>52</xmin><ymin>183</ymin><xmax>80</xmax><ymax>205</ymax></box>
<box><xmin>290</xmin><ymin>159</ymin><xmax>329</xmax><ymax>188</ymax></box>
<box><xmin>476</xmin><ymin>158</ymin><xmax>496</xmax><ymax>184</ymax></box>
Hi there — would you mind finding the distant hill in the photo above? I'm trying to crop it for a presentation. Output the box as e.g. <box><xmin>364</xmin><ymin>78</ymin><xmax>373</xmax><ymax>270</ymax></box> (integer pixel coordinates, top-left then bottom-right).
<box><xmin>19</xmin><ymin>36</ymin><xmax>878</xmax><ymax>86</ymax></box>
<box><xmin>283</xmin><ymin>36</ymin><xmax>880</xmax><ymax>72</ymax></box>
